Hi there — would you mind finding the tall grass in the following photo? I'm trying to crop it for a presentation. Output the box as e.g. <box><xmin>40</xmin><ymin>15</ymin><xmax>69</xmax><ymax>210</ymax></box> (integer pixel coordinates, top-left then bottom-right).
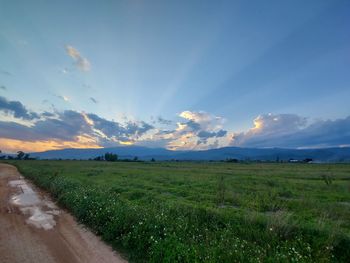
<box><xmin>10</xmin><ymin>161</ymin><xmax>350</xmax><ymax>262</ymax></box>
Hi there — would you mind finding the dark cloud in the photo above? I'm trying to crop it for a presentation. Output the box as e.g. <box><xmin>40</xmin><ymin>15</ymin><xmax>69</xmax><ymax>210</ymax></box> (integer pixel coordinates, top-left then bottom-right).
<box><xmin>87</xmin><ymin>113</ymin><xmax>123</xmax><ymax>138</ymax></box>
<box><xmin>34</xmin><ymin>110</ymin><xmax>92</xmax><ymax>141</ymax></box>
<box><xmin>216</xmin><ymin>130</ymin><xmax>227</xmax><ymax>137</ymax></box>
<box><xmin>0</xmin><ymin>70</ymin><xmax>12</xmax><ymax>76</ymax></box>
<box><xmin>197</xmin><ymin>131</ymin><xmax>214</xmax><ymax>139</ymax></box>
<box><xmin>231</xmin><ymin>114</ymin><xmax>350</xmax><ymax>148</ymax></box>
<box><xmin>157</xmin><ymin>116</ymin><xmax>172</xmax><ymax>125</ymax></box>
<box><xmin>0</xmin><ymin>110</ymin><xmax>155</xmax><ymax>145</ymax></box>
<box><xmin>0</xmin><ymin>96</ymin><xmax>155</xmax><ymax>145</ymax></box>
<box><xmin>90</xmin><ymin>97</ymin><xmax>98</xmax><ymax>104</ymax></box>
<box><xmin>0</xmin><ymin>121</ymin><xmax>42</xmax><ymax>141</ymax></box>
<box><xmin>281</xmin><ymin>116</ymin><xmax>350</xmax><ymax>147</ymax></box>
<box><xmin>41</xmin><ymin>111</ymin><xmax>56</xmax><ymax>117</ymax></box>
<box><xmin>0</xmin><ymin>85</ymin><xmax>7</xmax><ymax>90</ymax></box>
<box><xmin>125</xmin><ymin>121</ymin><xmax>154</xmax><ymax>137</ymax></box>
<box><xmin>156</xmin><ymin>130</ymin><xmax>174</xmax><ymax>135</ymax></box>
<box><xmin>87</xmin><ymin>114</ymin><xmax>154</xmax><ymax>139</ymax></box>
<box><xmin>86</xmin><ymin>114</ymin><xmax>154</xmax><ymax>140</ymax></box>
<box><xmin>197</xmin><ymin>130</ymin><xmax>227</xmax><ymax>145</ymax></box>
<box><xmin>198</xmin><ymin>129</ymin><xmax>227</xmax><ymax>139</ymax></box>
<box><xmin>184</xmin><ymin>120</ymin><xmax>201</xmax><ymax>132</ymax></box>
<box><xmin>0</xmin><ymin>110</ymin><xmax>91</xmax><ymax>142</ymax></box>
<box><xmin>0</xmin><ymin>96</ymin><xmax>39</xmax><ymax>120</ymax></box>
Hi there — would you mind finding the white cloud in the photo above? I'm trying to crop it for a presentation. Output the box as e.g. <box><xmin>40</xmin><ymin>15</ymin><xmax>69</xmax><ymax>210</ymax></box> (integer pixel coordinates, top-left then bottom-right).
<box><xmin>250</xmin><ymin>113</ymin><xmax>307</xmax><ymax>135</ymax></box>
<box><xmin>65</xmin><ymin>45</ymin><xmax>91</xmax><ymax>71</ymax></box>
<box><xmin>60</xmin><ymin>68</ymin><xmax>69</xmax><ymax>74</ymax></box>
<box><xmin>56</xmin><ymin>95</ymin><xmax>69</xmax><ymax>102</ymax></box>
<box><xmin>149</xmin><ymin>111</ymin><xmax>228</xmax><ymax>150</ymax></box>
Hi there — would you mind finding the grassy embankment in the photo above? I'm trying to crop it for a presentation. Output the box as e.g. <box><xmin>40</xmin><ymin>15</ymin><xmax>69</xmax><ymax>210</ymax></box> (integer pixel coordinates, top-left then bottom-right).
<box><xmin>7</xmin><ymin>160</ymin><xmax>350</xmax><ymax>262</ymax></box>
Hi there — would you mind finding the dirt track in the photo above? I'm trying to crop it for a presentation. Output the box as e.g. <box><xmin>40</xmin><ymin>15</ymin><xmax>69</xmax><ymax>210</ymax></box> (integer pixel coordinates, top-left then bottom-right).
<box><xmin>0</xmin><ymin>163</ymin><xmax>127</xmax><ymax>263</ymax></box>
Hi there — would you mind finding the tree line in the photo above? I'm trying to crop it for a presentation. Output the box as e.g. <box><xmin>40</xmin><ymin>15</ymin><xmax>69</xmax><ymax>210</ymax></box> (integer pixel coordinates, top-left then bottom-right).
<box><xmin>0</xmin><ymin>150</ymin><xmax>35</xmax><ymax>160</ymax></box>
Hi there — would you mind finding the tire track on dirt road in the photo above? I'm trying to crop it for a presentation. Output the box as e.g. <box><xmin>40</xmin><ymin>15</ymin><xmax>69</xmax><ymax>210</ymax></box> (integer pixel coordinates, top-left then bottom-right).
<box><xmin>0</xmin><ymin>163</ymin><xmax>127</xmax><ymax>263</ymax></box>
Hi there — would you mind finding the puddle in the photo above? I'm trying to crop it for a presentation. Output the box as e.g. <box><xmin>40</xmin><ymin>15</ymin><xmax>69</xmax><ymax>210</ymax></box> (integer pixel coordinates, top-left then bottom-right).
<box><xmin>8</xmin><ymin>179</ymin><xmax>60</xmax><ymax>230</ymax></box>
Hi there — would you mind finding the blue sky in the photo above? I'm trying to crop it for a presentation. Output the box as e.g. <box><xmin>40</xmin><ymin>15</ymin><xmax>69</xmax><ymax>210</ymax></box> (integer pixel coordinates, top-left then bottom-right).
<box><xmin>0</xmin><ymin>0</ymin><xmax>349</xmax><ymax>152</ymax></box>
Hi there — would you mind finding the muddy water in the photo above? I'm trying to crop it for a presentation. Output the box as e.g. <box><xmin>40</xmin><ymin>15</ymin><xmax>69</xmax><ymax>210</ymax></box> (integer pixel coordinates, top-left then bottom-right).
<box><xmin>9</xmin><ymin>177</ymin><xmax>60</xmax><ymax>230</ymax></box>
<box><xmin>0</xmin><ymin>163</ymin><xmax>127</xmax><ymax>263</ymax></box>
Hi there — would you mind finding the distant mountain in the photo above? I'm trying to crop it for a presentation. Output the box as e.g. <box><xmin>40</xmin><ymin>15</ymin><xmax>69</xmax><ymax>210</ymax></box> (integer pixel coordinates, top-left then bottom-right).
<box><xmin>30</xmin><ymin>146</ymin><xmax>350</xmax><ymax>162</ymax></box>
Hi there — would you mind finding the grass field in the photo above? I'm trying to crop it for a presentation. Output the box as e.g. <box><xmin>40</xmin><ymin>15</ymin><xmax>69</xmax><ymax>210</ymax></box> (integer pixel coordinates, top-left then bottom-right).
<box><xmin>8</xmin><ymin>160</ymin><xmax>350</xmax><ymax>262</ymax></box>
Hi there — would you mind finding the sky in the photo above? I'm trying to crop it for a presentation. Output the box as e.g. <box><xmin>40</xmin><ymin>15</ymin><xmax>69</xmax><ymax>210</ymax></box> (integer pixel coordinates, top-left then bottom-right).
<box><xmin>0</xmin><ymin>0</ymin><xmax>349</xmax><ymax>153</ymax></box>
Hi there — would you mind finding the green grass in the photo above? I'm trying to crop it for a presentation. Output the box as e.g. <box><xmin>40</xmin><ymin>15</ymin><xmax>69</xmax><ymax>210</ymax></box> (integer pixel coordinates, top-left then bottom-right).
<box><xmin>6</xmin><ymin>160</ymin><xmax>350</xmax><ymax>262</ymax></box>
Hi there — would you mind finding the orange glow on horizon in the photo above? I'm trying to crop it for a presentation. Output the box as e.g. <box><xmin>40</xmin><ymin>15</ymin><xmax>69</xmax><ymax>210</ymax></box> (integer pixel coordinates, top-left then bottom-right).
<box><xmin>0</xmin><ymin>137</ymin><xmax>102</xmax><ymax>153</ymax></box>
<box><xmin>119</xmin><ymin>141</ymin><xmax>134</xmax><ymax>145</ymax></box>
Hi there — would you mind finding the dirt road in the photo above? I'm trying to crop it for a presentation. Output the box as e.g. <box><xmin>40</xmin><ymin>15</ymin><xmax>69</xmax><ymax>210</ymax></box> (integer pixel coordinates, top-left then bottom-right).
<box><xmin>0</xmin><ymin>163</ymin><xmax>127</xmax><ymax>263</ymax></box>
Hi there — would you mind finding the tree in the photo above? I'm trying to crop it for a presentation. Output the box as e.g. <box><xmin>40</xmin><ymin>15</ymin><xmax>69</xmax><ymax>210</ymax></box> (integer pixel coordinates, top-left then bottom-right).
<box><xmin>133</xmin><ymin>156</ymin><xmax>138</xmax><ymax>162</ymax></box>
<box><xmin>151</xmin><ymin>158</ymin><xmax>155</xmax><ymax>162</ymax></box>
<box><xmin>17</xmin><ymin>151</ymin><xmax>25</xmax><ymax>160</ymax></box>
<box><xmin>104</xmin><ymin>152</ymin><xmax>118</xmax><ymax>162</ymax></box>
<box><xmin>94</xmin><ymin>156</ymin><xmax>103</xmax><ymax>161</ymax></box>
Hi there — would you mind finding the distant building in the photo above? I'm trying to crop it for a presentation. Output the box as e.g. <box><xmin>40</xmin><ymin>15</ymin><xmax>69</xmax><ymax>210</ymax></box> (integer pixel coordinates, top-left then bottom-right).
<box><xmin>288</xmin><ymin>159</ymin><xmax>299</xmax><ymax>163</ymax></box>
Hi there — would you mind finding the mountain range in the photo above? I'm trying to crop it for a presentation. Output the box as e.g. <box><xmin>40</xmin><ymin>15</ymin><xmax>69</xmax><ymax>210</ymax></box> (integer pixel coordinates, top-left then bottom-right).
<box><xmin>29</xmin><ymin>146</ymin><xmax>350</xmax><ymax>162</ymax></box>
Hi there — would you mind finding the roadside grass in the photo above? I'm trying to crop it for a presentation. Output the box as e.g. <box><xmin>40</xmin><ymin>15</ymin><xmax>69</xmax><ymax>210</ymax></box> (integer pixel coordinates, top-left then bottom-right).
<box><xmin>6</xmin><ymin>160</ymin><xmax>350</xmax><ymax>262</ymax></box>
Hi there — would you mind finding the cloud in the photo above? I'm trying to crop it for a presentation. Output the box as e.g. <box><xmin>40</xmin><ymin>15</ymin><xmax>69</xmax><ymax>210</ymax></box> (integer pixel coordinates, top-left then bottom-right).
<box><xmin>87</xmin><ymin>113</ymin><xmax>154</xmax><ymax>145</ymax></box>
<box><xmin>0</xmin><ymin>96</ymin><xmax>39</xmax><ymax>120</ymax></box>
<box><xmin>90</xmin><ymin>97</ymin><xmax>98</xmax><ymax>104</ymax></box>
<box><xmin>55</xmin><ymin>95</ymin><xmax>69</xmax><ymax>102</ymax></box>
<box><xmin>125</xmin><ymin>121</ymin><xmax>154</xmax><ymax>138</ymax></box>
<box><xmin>157</xmin><ymin>116</ymin><xmax>172</xmax><ymax>125</ymax></box>
<box><xmin>65</xmin><ymin>45</ymin><xmax>91</xmax><ymax>71</ymax></box>
<box><xmin>83</xmin><ymin>83</ymin><xmax>93</xmax><ymax>89</ymax></box>
<box><xmin>230</xmin><ymin>113</ymin><xmax>350</xmax><ymax>148</ymax></box>
<box><xmin>0</xmin><ymin>110</ymin><xmax>91</xmax><ymax>142</ymax></box>
<box><xmin>0</xmin><ymin>70</ymin><xmax>12</xmax><ymax>76</ymax></box>
<box><xmin>250</xmin><ymin>114</ymin><xmax>307</xmax><ymax>135</ymax></box>
<box><xmin>197</xmin><ymin>129</ymin><xmax>227</xmax><ymax>139</ymax></box>
<box><xmin>179</xmin><ymin>111</ymin><xmax>225</xmax><ymax>131</ymax></box>
<box><xmin>153</xmin><ymin>111</ymin><xmax>228</xmax><ymax>150</ymax></box>
<box><xmin>60</xmin><ymin>68</ymin><xmax>69</xmax><ymax>74</ymax></box>
<box><xmin>0</xmin><ymin>85</ymin><xmax>7</xmax><ymax>90</ymax></box>
<box><xmin>0</xmin><ymin>108</ymin><xmax>155</xmax><ymax>152</ymax></box>
<box><xmin>280</xmin><ymin>117</ymin><xmax>350</xmax><ymax>148</ymax></box>
<box><xmin>41</xmin><ymin>111</ymin><xmax>55</xmax><ymax>117</ymax></box>
<box><xmin>0</xmin><ymin>96</ymin><xmax>349</xmax><ymax>152</ymax></box>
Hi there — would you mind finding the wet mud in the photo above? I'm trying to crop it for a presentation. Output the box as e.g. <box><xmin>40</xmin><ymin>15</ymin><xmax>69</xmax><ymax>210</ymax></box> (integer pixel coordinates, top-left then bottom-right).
<box><xmin>0</xmin><ymin>163</ymin><xmax>127</xmax><ymax>263</ymax></box>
